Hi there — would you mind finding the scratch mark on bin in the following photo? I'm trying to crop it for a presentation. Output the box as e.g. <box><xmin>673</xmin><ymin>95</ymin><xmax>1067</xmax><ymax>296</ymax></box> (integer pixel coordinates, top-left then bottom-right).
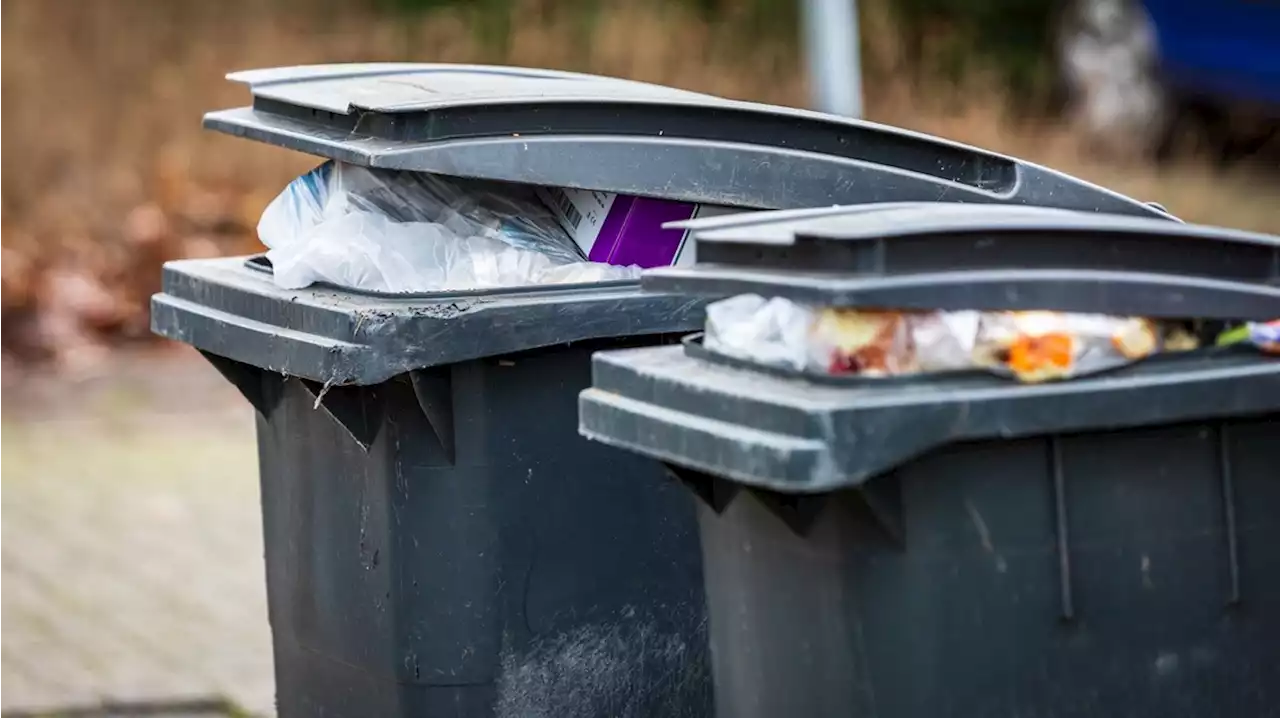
<box><xmin>1154</xmin><ymin>651</ymin><xmax>1180</xmax><ymax>677</ymax></box>
<box><xmin>411</xmin><ymin>300</ymin><xmax>477</xmax><ymax>319</ymax></box>
<box><xmin>965</xmin><ymin>500</ymin><xmax>1007</xmax><ymax>573</ymax></box>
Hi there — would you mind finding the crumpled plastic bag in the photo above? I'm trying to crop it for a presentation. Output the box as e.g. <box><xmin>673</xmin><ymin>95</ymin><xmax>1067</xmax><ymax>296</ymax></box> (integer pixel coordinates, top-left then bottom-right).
<box><xmin>704</xmin><ymin>294</ymin><xmax>814</xmax><ymax>371</ymax></box>
<box><xmin>257</xmin><ymin>161</ymin><xmax>640</xmax><ymax>292</ymax></box>
<box><xmin>702</xmin><ymin>294</ymin><xmax>1168</xmax><ymax>383</ymax></box>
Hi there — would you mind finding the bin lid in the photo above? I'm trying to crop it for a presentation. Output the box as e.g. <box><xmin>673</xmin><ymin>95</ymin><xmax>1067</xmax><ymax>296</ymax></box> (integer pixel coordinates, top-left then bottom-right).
<box><xmin>205</xmin><ymin>63</ymin><xmax>1168</xmax><ymax>216</ymax></box>
<box><xmin>645</xmin><ymin>203</ymin><xmax>1280</xmax><ymax>320</ymax></box>
<box><xmin>578</xmin><ymin>339</ymin><xmax>1280</xmax><ymax>493</ymax></box>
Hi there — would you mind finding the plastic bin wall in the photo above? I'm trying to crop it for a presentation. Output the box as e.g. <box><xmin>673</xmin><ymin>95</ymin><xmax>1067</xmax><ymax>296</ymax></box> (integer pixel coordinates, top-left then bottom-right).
<box><xmin>578</xmin><ymin>204</ymin><xmax>1280</xmax><ymax>718</ymax></box>
<box><xmin>684</xmin><ymin>415</ymin><xmax>1279</xmax><ymax>718</ymax></box>
<box><xmin>213</xmin><ymin>341</ymin><xmax>709</xmax><ymax>718</ymax></box>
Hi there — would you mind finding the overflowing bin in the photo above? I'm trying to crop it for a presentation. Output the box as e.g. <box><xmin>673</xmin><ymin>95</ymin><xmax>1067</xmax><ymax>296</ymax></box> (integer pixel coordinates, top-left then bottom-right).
<box><xmin>156</xmin><ymin>63</ymin><xmax>1184</xmax><ymax>718</ymax></box>
<box><xmin>579</xmin><ymin>204</ymin><xmax>1280</xmax><ymax>718</ymax></box>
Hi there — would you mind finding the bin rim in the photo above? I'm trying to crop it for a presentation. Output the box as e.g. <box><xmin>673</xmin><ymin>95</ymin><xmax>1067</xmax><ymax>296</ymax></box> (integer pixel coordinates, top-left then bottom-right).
<box><xmin>241</xmin><ymin>254</ymin><xmax>642</xmax><ymax>300</ymax></box>
<box><xmin>150</xmin><ymin>256</ymin><xmax>706</xmax><ymax>387</ymax></box>
<box><xmin>578</xmin><ymin>342</ymin><xmax>1280</xmax><ymax>493</ymax></box>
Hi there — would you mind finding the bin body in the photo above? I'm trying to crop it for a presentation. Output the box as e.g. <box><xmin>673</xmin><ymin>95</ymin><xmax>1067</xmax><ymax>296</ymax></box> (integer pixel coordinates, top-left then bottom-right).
<box><xmin>695</xmin><ymin>416</ymin><xmax>1279</xmax><ymax>718</ymax></box>
<box><xmin>578</xmin><ymin>203</ymin><xmax>1280</xmax><ymax>718</ymax></box>
<box><xmin>582</xmin><ymin>343</ymin><xmax>1280</xmax><ymax>718</ymax></box>
<box><xmin>250</xmin><ymin>341</ymin><xmax>709</xmax><ymax>718</ymax></box>
<box><xmin>151</xmin><ymin>255</ymin><xmax>717</xmax><ymax>718</ymax></box>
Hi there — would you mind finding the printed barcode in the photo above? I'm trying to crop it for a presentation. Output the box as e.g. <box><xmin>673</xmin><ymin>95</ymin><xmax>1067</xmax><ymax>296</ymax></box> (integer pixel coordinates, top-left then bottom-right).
<box><xmin>552</xmin><ymin>190</ymin><xmax>583</xmax><ymax>230</ymax></box>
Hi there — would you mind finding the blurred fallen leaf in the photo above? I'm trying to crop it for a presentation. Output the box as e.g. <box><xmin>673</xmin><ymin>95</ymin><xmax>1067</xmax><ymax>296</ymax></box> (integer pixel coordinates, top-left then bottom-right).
<box><xmin>2</xmin><ymin>246</ymin><xmax>36</xmax><ymax>309</ymax></box>
<box><xmin>39</xmin><ymin>266</ymin><xmax>125</xmax><ymax>329</ymax></box>
<box><xmin>181</xmin><ymin>236</ymin><xmax>224</xmax><ymax>259</ymax></box>
<box><xmin>123</xmin><ymin>203</ymin><xmax>170</xmax><ymax>248</ymax></box>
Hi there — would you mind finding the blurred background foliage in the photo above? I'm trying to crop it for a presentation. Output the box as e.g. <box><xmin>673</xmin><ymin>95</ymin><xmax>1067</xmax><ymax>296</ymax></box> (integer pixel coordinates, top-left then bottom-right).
<box><xmin>373</xmin><ymin>0</ymin><xmax>1058</xmax><ymax>100</ymax></box>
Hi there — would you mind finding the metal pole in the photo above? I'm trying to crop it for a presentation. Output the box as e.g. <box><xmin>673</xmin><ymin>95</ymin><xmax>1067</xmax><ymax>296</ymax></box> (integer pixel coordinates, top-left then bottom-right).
<box><xmin>801</xmin><ymin>0</ymin><xmax>863</xmax><ymax>118</ymax></box>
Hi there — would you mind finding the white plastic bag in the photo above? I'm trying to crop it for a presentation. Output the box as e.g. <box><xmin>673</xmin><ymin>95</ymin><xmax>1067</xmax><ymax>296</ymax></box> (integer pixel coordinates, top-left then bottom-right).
<box><xmin>257</xmin><ymin>161</ymin><xmax>640</xmax><ymax>292</ymax></box>
<box><xmin>702</xmin><ymin>295</ymin><xmax>1165</xmax><ymax>383</ymax></box>
<box><xmin>704</xmin><ymin>294</ymin><xmax>815</xmax><ymax>371</ymax></box>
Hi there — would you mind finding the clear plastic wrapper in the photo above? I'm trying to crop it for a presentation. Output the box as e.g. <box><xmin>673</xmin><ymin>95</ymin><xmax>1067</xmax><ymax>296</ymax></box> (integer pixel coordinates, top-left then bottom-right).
<box><xmin>809</xmin><ymin>309</ymin><xmax>915</xmax><ymax>376</ymax></box>
<box><xmin>702</xmin><ymin>295</ymin><xmax>1166</xmax><ymax>383</ymax></box>
<box><xmin>896</xmin><ymin>310</ymin><xmax>983</xmax><ymax>373</ymax></box>
<box><xmin>971</xmin><ymin>311</ymin><xmax>1161</xmax><ymax>383</ymax></box>
<box><xmin>257</xmin><ymin>161</ymin><xmax>640</xmax><ymax>292</ymax></box>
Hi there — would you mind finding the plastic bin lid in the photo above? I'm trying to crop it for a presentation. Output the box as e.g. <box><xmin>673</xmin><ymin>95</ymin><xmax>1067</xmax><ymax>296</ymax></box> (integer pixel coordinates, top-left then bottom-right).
<box><xmin>578</xmin><ymin>340</ymin><xmax>1280</xmax><ymax>493</ymax></box>
<box><xmin>646</xmin><ymin>203</ymin><xmax>1280</xmax><ymax>320</ymax></box>
<box><xmin>204</xmin><ymin>63</ymin><xmax>1167</xmax><ymax>216</ymax></box>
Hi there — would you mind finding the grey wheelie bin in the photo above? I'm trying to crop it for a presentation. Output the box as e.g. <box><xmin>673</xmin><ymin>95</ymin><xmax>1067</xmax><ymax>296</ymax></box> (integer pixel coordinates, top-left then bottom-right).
<box><xmin>579</xmin><ymin>204</ymin><xmax>1280</xmax><ymax>718</ymax></box>
<box><xmin>153</xmin><ymin>64</ymin><xmax>1181</xmax><ymax>718</ymax></box>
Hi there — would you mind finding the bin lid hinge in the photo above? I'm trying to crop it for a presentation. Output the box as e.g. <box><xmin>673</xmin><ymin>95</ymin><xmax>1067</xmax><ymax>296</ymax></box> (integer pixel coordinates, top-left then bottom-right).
<box><xmin>409</xmin><ymin>369</ymin><xmax>456</xmax><ymax>464</ymax></box>
<box><xmin>298</xmin><ymin>378</ymin><xmax>384</xmax><ymax>451</ymax></box>
<box><xmin>664</xmin><ymin>465</ymin><xmax>739</xmax><ymax>514</ymax></box>
<box><xmin>855</xmin><ymin>478</ymin><xmax>906</xmax><ymax>548</ymax></box>
<box><xmin>199</xmin><ymin>351</ymin><xmax>283</xmax><ymax>418</ymax></box>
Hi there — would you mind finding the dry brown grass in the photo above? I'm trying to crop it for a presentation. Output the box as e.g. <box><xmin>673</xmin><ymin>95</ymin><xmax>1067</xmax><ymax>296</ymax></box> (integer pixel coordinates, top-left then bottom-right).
<box><xmin>2</xmin><ymin>0</ymin><xmax>1276</xmax><ymax>368</ymax></box>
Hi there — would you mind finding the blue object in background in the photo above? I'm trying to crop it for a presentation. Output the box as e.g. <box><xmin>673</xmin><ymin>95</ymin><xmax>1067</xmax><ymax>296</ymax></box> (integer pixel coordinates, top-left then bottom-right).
<box><xmin>1145</xmin><ymin>0</ymin><xmax>1280</xmax><ymax>109</ymax></box>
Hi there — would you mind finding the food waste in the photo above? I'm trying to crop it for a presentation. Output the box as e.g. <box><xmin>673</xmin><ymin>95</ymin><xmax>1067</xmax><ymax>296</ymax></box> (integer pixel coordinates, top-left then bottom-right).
<box><xmin>703</xmin><ymin>294</ymin><xmax>1272</xmax><ymax>384</ymax></box>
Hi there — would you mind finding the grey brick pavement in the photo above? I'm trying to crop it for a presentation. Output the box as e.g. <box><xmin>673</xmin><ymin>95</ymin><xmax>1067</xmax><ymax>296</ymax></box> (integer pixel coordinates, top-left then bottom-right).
<box><xmin>2</xmin><ymin>351</ymin><xmax>275</xmax><ymax>716</ymax></box>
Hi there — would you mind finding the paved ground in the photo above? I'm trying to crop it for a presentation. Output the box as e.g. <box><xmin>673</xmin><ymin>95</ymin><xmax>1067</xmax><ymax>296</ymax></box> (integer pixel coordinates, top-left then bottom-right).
<box><xmin>2</xmin><ymin>349</ymin><xmax>275</xmax><ymax>717</ymax></box>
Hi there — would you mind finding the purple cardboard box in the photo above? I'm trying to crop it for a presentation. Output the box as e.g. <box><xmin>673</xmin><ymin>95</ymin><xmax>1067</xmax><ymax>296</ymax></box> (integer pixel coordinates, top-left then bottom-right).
<box><xmin>537</xmin><ymin>187</ymin><xmax>740</xmax><ymax>269</ymax></box>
